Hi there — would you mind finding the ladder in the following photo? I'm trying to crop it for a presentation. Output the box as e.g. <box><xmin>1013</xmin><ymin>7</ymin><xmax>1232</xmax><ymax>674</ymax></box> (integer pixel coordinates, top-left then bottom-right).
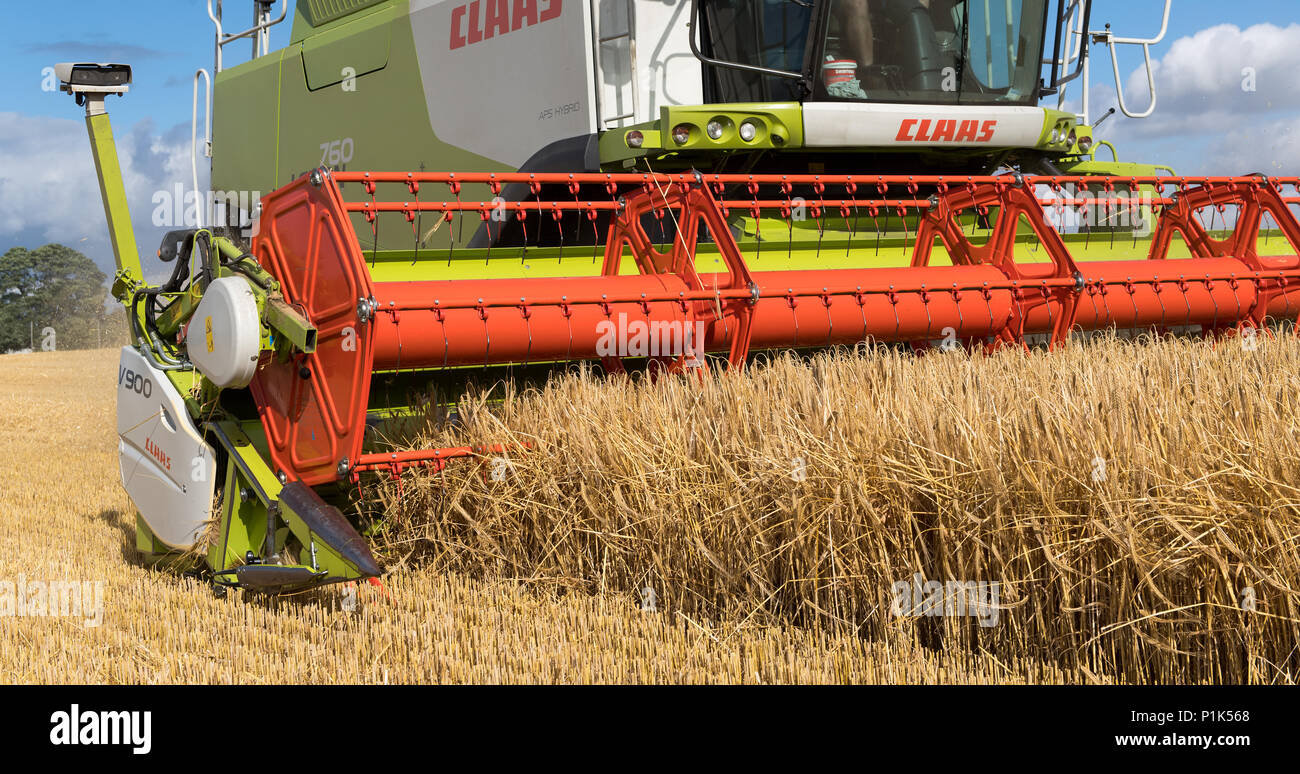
<box><xmin>590</xmin><ymin>0</ymin><xmax>641</xmax><ymax>129</ymax></box>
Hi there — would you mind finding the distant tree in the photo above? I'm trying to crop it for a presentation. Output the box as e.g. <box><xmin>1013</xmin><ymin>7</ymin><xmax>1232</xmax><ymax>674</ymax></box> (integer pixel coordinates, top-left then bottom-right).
<box><xmin>0</xmin><ymin>244</ymin><xmax>110</xmax><ymax>352</ymax></box>
<box><xmin>0</xmin><ymin>289</ymin><xmax>22</xmax><ymax>352</ymax></box>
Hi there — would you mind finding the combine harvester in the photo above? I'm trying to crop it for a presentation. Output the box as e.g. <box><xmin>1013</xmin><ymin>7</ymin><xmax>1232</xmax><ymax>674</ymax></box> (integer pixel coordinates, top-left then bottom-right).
<box><xmin>58</xmin><ymin>0</ymin><xmax>1300</xmax><ymax>591</ymax></box>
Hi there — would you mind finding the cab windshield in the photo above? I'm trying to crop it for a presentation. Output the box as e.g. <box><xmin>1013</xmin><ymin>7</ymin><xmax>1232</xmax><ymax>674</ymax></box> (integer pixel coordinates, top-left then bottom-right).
<box><xmin>698</xmin><ymin>0</ymin><xmax>1050</xmax><ymax>105</ymax></box>
<box><xmin>818</xmin><ymin>0</ymin><xmax>1048</xmax><ymax>104</ymax></box>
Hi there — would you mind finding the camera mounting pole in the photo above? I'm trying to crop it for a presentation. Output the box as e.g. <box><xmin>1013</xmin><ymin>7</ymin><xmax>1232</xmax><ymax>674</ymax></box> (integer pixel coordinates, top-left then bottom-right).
<box><xmin>54</xmin><ymin>62</ymin><xmax>141</xmax><ymax>286</ymax></box>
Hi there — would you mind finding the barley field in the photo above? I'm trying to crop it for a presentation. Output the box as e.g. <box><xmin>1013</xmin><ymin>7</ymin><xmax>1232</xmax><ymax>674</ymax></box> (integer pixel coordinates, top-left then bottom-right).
<box><xmin>0</xmin><ymin>348</ymin><xmax>1070</xmax><ymax>683</ymax></box>
<box><xmin>378</xmin><ymin>333</ymin><xmax>1300</xmax><ymax>685</ymax></box>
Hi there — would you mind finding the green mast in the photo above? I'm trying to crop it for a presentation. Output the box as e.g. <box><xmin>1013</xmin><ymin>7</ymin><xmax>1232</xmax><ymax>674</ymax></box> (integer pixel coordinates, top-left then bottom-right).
<box><xmin>55</xmin><ymin>63</ymin><xmax>142</xmax><ymax>287</ymax></box>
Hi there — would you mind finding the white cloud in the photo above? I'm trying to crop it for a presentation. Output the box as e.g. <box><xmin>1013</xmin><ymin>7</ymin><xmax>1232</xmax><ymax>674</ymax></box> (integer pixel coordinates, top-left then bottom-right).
<box><xmin>1117</xmin><ymin>23</ymin><xmax>1300</xmax><ymax>135</ymax></box>
<box><xmin>0</xmin><ymin>111</ymin><xmax>202</xmax><ymax>280</ymax></box>
<box><xmin>1056</xmin><ymin>23</ymin><xmax>1300</xmax><ymax>176</ymax></box>
<box><xmin>1203</xmin><ymin>117</ymin><xmax>1300</xmax><ymax>176</ymax></box>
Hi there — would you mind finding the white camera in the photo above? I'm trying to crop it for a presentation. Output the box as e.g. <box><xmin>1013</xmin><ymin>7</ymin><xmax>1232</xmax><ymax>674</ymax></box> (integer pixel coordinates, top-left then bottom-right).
<box><xmin>54</xmin><ymin>62</ymin><xmax>132</xmax><ymax>95</ymax></box>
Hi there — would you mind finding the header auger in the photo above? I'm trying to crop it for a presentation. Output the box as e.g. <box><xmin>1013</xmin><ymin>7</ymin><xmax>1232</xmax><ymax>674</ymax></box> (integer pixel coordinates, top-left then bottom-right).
<box><xmin>246</xmin><ymin>167</ymin><xmax>1300</xmax><ymax>493</ymax></box>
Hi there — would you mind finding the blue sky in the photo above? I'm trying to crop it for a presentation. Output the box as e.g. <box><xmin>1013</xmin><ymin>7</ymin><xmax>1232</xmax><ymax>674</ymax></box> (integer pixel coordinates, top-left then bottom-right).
<box><xmin>1</xmin><ymin>0</ymin><xmax>1297</xmax><ymax>278</ymax></box>
<box><xmin>1</xmin><ymin>0</ymin><xmax>289</xmax><ymax>131</ymax></box>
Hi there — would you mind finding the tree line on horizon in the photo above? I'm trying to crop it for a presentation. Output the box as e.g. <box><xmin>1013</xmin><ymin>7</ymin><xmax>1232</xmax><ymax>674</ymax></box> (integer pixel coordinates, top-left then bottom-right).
<box><xmin>0</xmin><ymin>244</ymin><xmax>128</xmax><ymax>353</ymax></box>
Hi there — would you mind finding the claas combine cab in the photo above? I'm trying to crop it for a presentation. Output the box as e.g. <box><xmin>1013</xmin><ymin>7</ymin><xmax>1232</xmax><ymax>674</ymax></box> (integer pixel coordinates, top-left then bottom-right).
<box><xmin>58</xmin><ymin>0</ymin><xmax>1300</xmax><ymax>592</ymax></box>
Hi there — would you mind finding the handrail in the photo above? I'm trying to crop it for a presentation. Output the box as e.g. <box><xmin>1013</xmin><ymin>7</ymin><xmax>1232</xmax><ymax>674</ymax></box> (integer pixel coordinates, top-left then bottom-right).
<box><xmin>206</xmin><ymin>0</ymin><xmax>288</xmax><ymax>73</ymax></box>
<box><xmin>1094</xmin><ymin>0</ymin><xmax>1172</xmax><ymax>119</ymax></box>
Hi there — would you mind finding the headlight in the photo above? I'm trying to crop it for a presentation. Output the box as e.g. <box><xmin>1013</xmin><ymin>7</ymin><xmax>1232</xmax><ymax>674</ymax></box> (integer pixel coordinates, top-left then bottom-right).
<box><xmin>739</xmin><ymin>121</ymin><xmax>758</xmax><ymax>142</ymax></box>
<box><xmin>671</xmin><ymin>124</ymin><xmax>692</xmax><ymax>145</ymax></box>
<box><xmin>706</xmin><ymin>120</ymin><xmax>724</xmax><ymax>140</ymax></box>
<box><xmin>625</xmin><ymin>130</ymin><xmax>644</xmax><ymax>149</ymax></box>
<box><xmin>1077</xmin><ymin>136</ymin><xmax>1094</xmax><ymax>154</ymax></box>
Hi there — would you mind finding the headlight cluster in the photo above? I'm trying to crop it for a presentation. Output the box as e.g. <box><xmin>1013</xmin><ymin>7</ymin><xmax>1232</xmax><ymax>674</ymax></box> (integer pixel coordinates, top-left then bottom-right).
<box><xmin>665</xmin><ymin>117</ymin><xmax>769</xmax><ymax>146</ymax></box>
<box><xmin>624</xmin><ymin>114</ymin><xmax>782</xmax><ymax>150</ymax></box>
<box><xmin>1048</xmin><ymin>123</ymin><xmax>1077</xmax><ymax>149</ymax></box>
